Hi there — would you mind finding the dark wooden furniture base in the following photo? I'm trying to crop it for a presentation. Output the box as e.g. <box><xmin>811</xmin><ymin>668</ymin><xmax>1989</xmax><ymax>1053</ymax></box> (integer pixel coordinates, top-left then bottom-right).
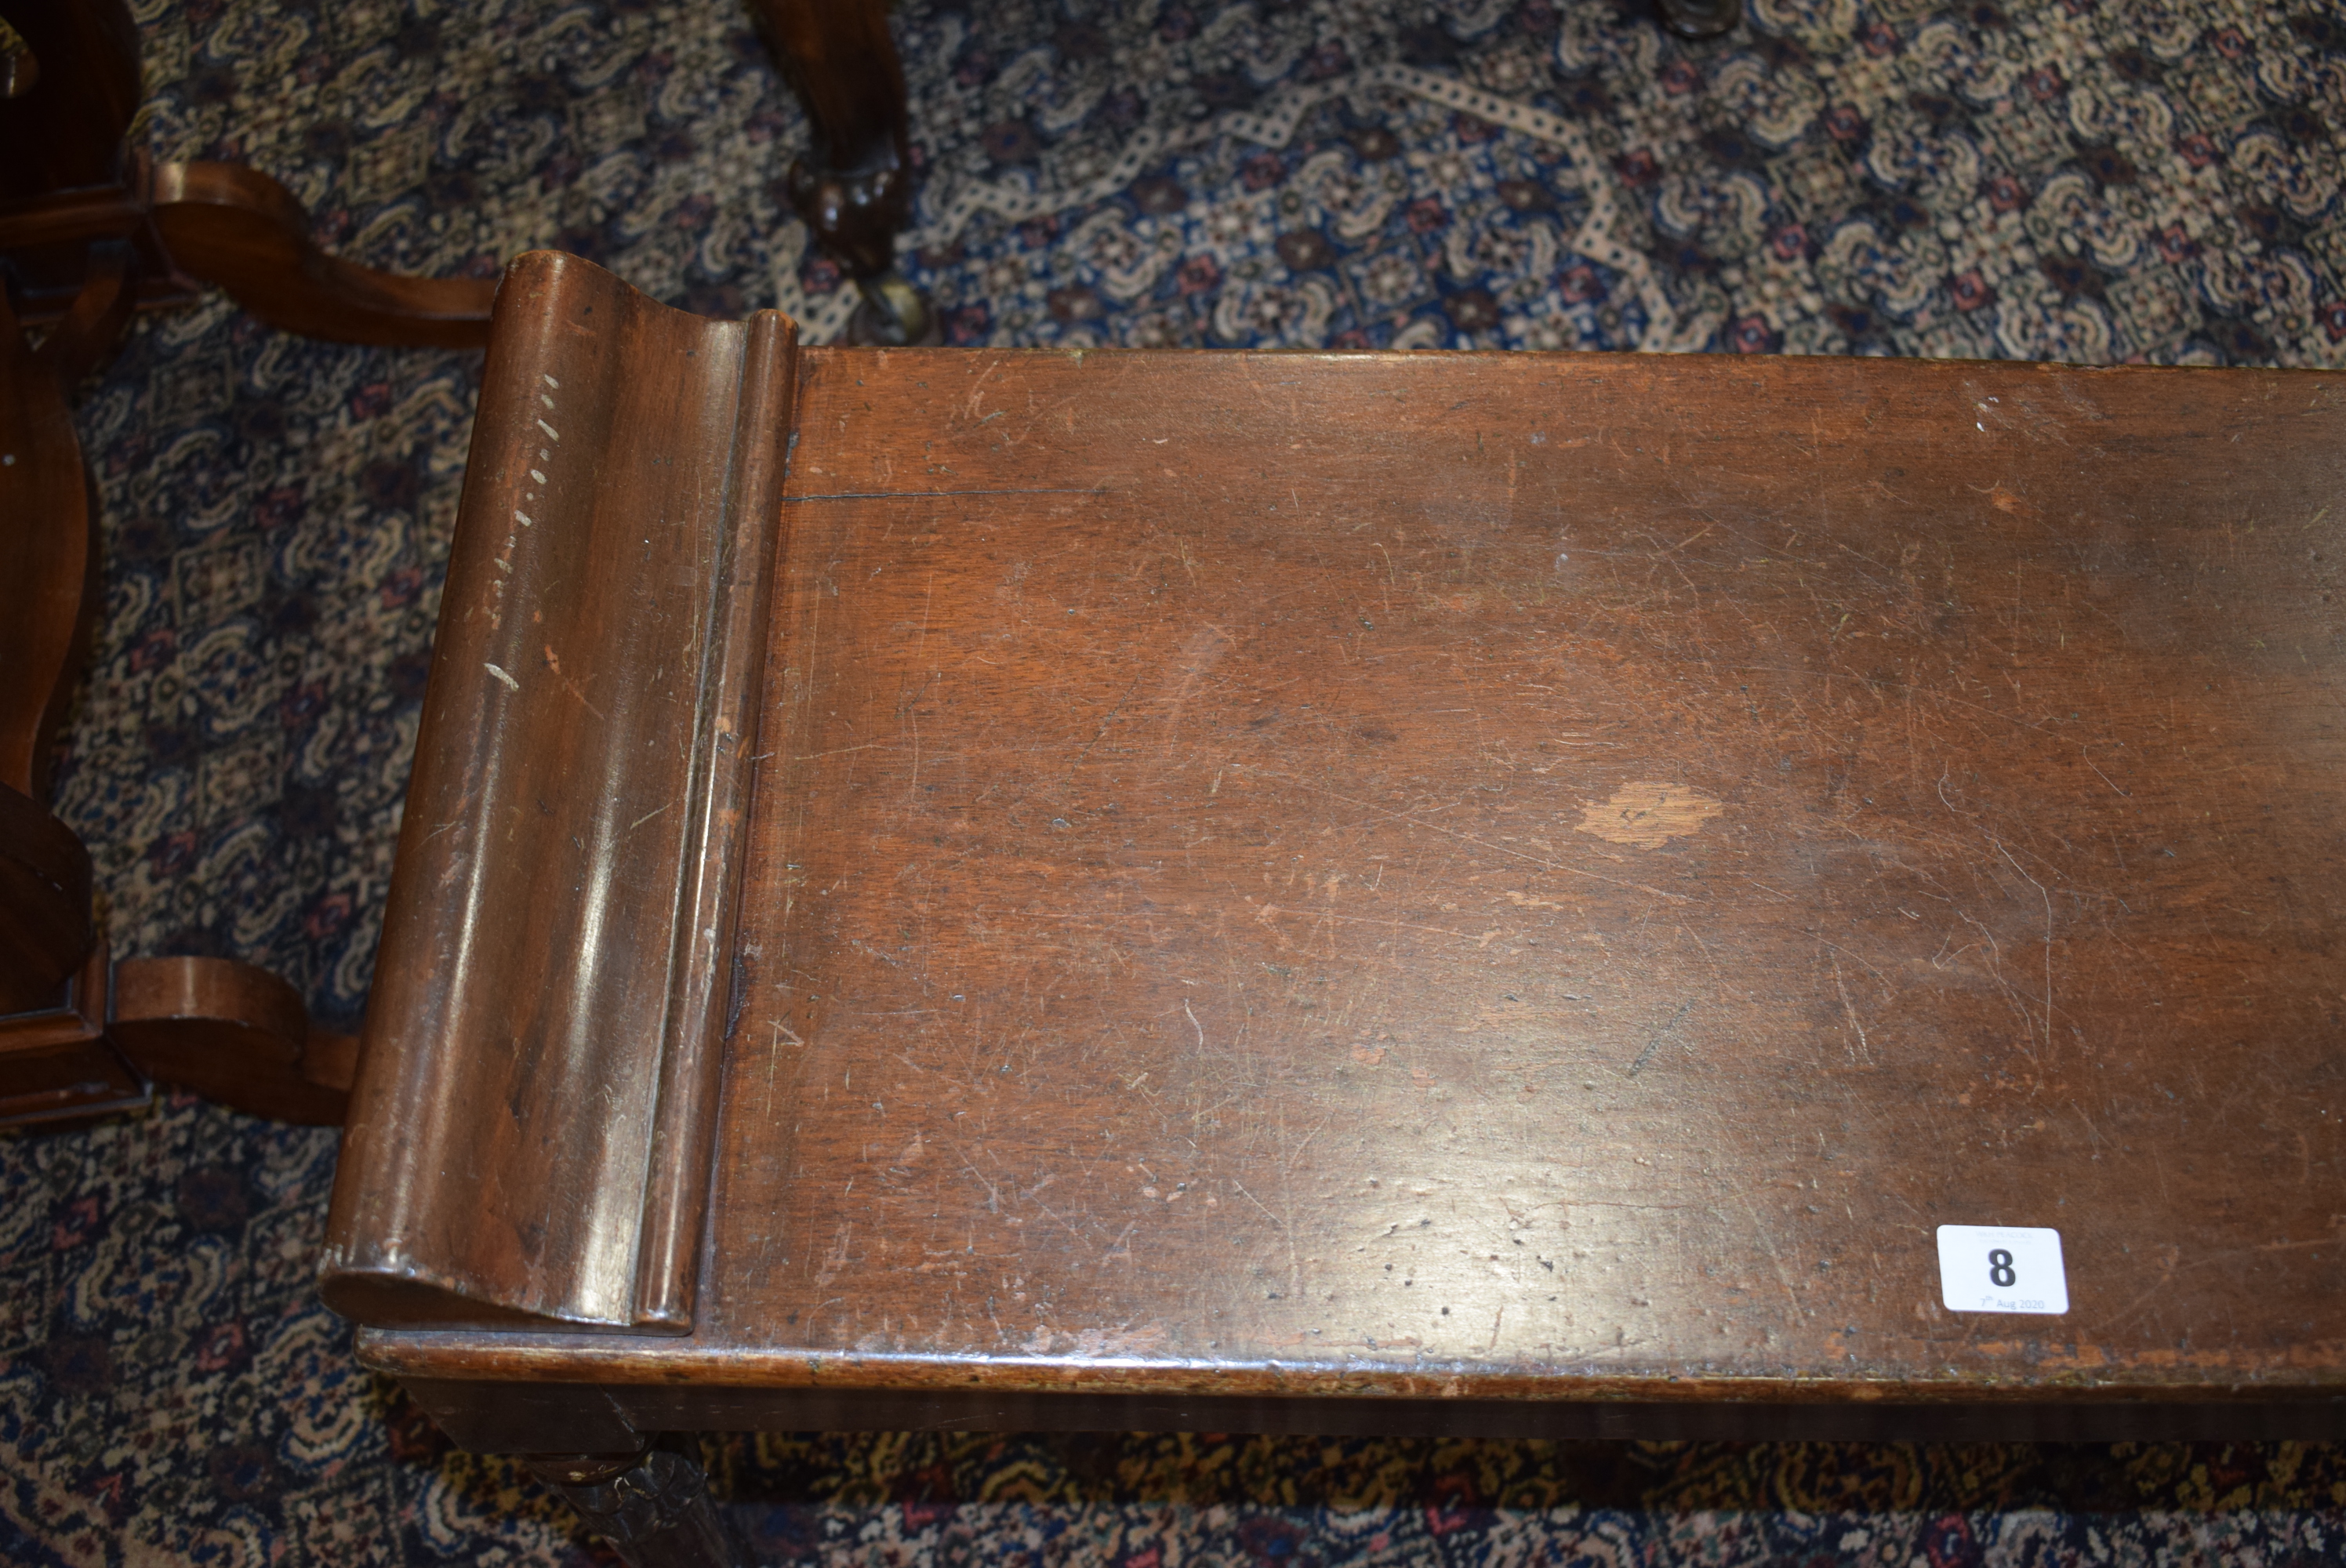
<box><xmin>0</xmin><ymin>0</ymin><xmax>496</xmax><ymax>341</ymax></box>
<box><xmin>523</xmin><ymin>1443</ymin><xmax>747</xmax><ymax>1568</ymax></box>
<box><xmin>1</xmin><ymin>0</ymin><xmax>499</xmax><ymax>1128</ymax></box>
<box><xmin>0</xmin><ymin>950</ymin><xmax>358</xmax><ymax>1129</ymax></box>
<box><xmin>321</xmin><ymin>252</ymin><xmax>2345</xmax><ymax>1559</ymax></box>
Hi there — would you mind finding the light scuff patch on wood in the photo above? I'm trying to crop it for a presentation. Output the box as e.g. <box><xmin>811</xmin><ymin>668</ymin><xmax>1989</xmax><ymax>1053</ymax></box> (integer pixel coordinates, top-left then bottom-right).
<box><xmin>1575</xmin><ymin>781</ymin><xmax>1725</xmax><ymax>848</ymax></box>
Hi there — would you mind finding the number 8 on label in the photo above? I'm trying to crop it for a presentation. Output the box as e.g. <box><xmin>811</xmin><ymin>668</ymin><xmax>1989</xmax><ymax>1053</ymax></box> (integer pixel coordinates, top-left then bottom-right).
<box><xmin>1935</xmin><ymin>1225</ymin><xmax>2068</xmax><ymax>1315</ymax></box>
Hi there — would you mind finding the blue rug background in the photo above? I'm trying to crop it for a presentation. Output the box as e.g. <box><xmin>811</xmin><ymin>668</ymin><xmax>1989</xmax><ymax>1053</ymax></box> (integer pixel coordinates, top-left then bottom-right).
<box><xmin>6</xmin><ymin>0</ymin><xmax>2345</xmax><ymax>1559</ymax></box>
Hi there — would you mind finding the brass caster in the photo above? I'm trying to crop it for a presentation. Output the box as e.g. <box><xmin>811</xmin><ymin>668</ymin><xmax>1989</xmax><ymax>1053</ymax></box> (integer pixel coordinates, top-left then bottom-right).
<box><xmin>848</xmin><ymin>272</ymin><xmax>938</xmax><ymax>347</ymax></box>
<box><xmin>1655</xmin><ymin>0</ymin><xmax>1739</xmax><ymax>38</ymax></box>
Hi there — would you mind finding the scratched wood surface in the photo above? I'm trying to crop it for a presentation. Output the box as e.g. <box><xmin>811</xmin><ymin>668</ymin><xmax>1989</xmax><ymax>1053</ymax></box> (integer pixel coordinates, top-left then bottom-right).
<box><xmin>365</xmin><ymin>345</ymin><xmax>2346</xmax><ymax>1419</ymax></box>
<box><xmin>321</xmin><ymin>254</ymin><xmax>797</xmax><ymax>1334</ymax></box>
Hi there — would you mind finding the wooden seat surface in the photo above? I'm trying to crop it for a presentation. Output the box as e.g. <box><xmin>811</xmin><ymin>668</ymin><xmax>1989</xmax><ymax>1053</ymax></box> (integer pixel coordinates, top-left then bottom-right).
<box><xmin>332</xmin><ymin>255</ymin><xmax>2345</xmax><ymax>1443</ymax></box>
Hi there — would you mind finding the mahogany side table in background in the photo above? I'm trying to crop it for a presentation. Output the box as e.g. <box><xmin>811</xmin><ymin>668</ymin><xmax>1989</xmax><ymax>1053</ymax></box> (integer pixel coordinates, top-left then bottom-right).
<box><xmin>0</xmin><ymin>0</ymin><xmax>494</xmax><ymax>1127</ymax></box>
<box><xmin>0</xmin><ymin>0</ymin><xmax>934</xmax><ymax>1121</ymax></box>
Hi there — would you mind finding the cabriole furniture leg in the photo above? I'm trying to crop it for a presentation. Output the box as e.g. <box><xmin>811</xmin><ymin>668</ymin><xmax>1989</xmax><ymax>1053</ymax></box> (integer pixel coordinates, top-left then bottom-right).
<box><xmin>749</xmin><ymin>0</ymin><xmax>933</xmax><ymax>345</ymax></box>
<box><xmin>525</xmin><ymin>1443</ymin><xmax>746</xmax><ymax>1568</ymax></box>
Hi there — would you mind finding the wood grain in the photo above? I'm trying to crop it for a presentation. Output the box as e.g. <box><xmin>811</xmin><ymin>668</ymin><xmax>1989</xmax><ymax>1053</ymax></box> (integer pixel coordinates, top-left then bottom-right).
<box><xmin>387</xmin><ymin>1371</ymin><xmax>2346</xmax><ymax>1446</ymax></box>
<box><xmin>321</xmin><ymin>254</ymin><xmax>800</xmax><ymax>1333</ymax></box>
<box><xmin>703</xmin><ymin>350</ymin><xmax>2346</xmax><ymax>1406</ymax></box>
<box><xmin>350</xmin><ymin>322</ymin><xmax>2346</xmax><ymax>1435</ymax></box>
<box><xmin>111</xmin><ymin>955</ymin><xmax>354</xmax><ymax>1125</ymax></box>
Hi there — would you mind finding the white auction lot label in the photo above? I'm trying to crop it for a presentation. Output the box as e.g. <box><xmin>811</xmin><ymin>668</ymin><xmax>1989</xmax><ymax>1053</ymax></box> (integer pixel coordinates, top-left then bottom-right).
<box><xmin>1936</xmin><ymin>1225</ymin><xmax>2069</xmax><ymax>1315</ymax></box>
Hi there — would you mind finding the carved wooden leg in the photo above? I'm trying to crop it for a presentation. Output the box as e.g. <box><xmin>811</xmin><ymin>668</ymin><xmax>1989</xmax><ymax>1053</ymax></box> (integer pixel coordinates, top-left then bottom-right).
<box><xmin>1654</xmin><ymin>0</ymin><xmax>1741</xmax><ymax>38</ymax></box>
<box><xmin>150</xmin><ymin>162</ymin><xmax>496</xmax><ymax>350</ymax></box>
<box><xmin>108</xmin><ymin>956</ymin><xmax>356</xmax><ymax>1125</ymax></box>
<box><xmin>746</xmin><ymin>0</ymin><xmax>934</xmax><ymax>345</ymax></box>
<box><xmin>0</xmin><ymin>3</ymin><xmax>492</xmax><ymax>1122</ymax></box>
<box><xmin>31</xmin><ymin>237</ymin><xmax>137</xmax><ymax>390</ymax></box>
<box><xmin>0</xmin><ymin>784</ymin><xmax>91</xmax><ymax>1019</ymax></box>
<box><xmin>0</xmin><ymin>274</ymin><xmax>100</xmax><ymax>1012</ymax></box>
<box><xmin>525</xmin><ymin>1442</ymin><xmax>746</xmax><ymax>1568</ymax></box>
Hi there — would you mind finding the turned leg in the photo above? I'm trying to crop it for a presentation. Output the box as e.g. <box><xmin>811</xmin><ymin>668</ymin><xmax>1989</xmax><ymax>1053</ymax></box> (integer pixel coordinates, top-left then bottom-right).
<box><xmin>0</xmin><ymin>274</ymin><xmax>101</xmax><ymax>1012</ymax></box>
<box><xmin>0</xmin><ymin>271</ymin><xmax>123</xmax><ymax>1107</ymax></box>
<box><xmin>525</xmin><ymin>1442</ymin><xmax>746</xmax><ymax>1568</ymax></box>
<box><xmin>746</xmin><ymin>0</ymin><xmax>933</xmax><ymax>344</ymax></box>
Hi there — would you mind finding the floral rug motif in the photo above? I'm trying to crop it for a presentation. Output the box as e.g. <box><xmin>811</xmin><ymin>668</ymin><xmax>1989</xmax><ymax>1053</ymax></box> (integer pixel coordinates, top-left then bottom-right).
<box><xmin>7</xmin><ymin>0</ymin><xmax>2345</xmax><ymax>1561</ymax></box>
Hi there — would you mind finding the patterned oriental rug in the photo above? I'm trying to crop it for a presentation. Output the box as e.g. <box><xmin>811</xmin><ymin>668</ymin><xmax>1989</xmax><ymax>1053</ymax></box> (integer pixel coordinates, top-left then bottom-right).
<box><xmin>7</xmin><ymin>0</ymin><xmax>2346</xmax><ymax>1561</ymax></box>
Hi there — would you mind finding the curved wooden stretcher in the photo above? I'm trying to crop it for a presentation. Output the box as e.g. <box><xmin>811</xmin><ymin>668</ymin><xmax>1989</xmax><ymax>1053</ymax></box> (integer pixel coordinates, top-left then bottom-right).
<box><xmin>0</xmin><ymin>0</ymin><xmax>488</xmax><ymax>1127</ymax></box>
<box><xmin>325</xmin><ymin>252</ymin><xmax>2345</xmax><ymax>1565</ymax></box>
